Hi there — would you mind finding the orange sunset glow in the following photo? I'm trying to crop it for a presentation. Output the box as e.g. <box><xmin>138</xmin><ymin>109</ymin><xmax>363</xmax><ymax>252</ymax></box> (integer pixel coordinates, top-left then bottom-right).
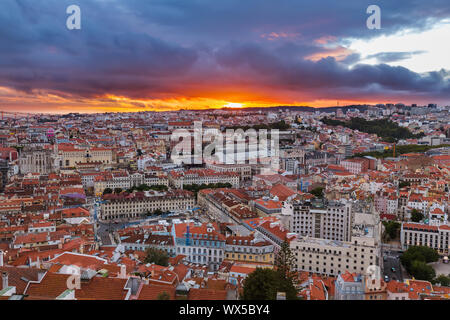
<box><xmin>0</xmin><ymin>1</ymin><xmax>449</xmax><ymax>114</ymax></box>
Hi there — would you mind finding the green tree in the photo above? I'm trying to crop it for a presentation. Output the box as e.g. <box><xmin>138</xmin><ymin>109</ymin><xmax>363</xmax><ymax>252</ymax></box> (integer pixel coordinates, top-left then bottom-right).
<box><xmin>114</xmin><ymin>188</ymin><xmax>123</xmax><ymax>194</ymax></box>
<box><xmin>398</xmin><ymin>181</ymin><xmax>410</xmax><ymax>189</ymax></box>
<box><xmin>434</xmin><ymin>275</ymin><xmax>450</xmax><ymax>287</ymax></box>
<box><xmin>382</xmin><ymin>221</ymin><xmax>401</xmax><ymax>240</ymax></box>
<box><xmin>103</xmin><ymin>188</ymin><xmax>113</xmax><ymax>195</ymax></box>
<box><xmin>157</xmin><ymin>291</ymin><xmax>171</xmax><ymax>300</ymax></box>
<box><xmin>144</xmin><ymin>248</ymin><xmax>169</xmax><ymax>266</ymax></box>
<box><xmin>410</xmin><ymin>260</ymin><xmax>436</xmax><ymax>282</ymax></box>
<box><xmin>241</xmin><ymin>268</ymin><xmax>297</xmax><ymax>300</ymax></box>
<box><xmin>401</xmin><ymin>246</ymin><xmax>439</xmax><ymax>280</ymax></box>
<box><xmin>310</xmin><ymin>187</ymin><xmax>324</xmax><ymax>198</ymax></box>
<box><xmin>275</xmin><ymin>239</ymin><xmax>296</xmax><ymax>281</ymax></box>
<box><xmin>411</xmin><ymin>209</ymin><xmax>424</xmax><ymax>222</ymax></box>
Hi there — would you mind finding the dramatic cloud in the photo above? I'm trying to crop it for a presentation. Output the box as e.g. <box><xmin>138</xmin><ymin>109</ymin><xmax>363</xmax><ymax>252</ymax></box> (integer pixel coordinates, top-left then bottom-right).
<box><xmin>366</xmin><ymin>51</ymin><xmax>427</xmax><ymax>63</ymax></box>
<box><xmin>0</xmin><ymin>0</ymin><xmax>449</xmax><ymax>112</ymax></box>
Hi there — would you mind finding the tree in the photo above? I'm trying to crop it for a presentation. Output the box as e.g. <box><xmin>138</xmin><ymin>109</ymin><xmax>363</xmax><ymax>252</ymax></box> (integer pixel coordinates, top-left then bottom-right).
<box><xmin>401</xmin><ymin>246</ymin><xmax>439</xmax><ymax>280</ymax></box>
<box><xmin>103</xmin><ymin>188</ymin><xmax>113</xmax><ymax>195</ymax></box>
<box><xmin>411</xmin><ymin>209</ymin><xmax>424</xmax><ymax>223</ymax></box>
<box><xmin>398</xmin><ymin>181</ymin><xmax>410</xmax><ymax>189</ymax></box>
<box><xmin>410</xmin><ymin>260</ymin><xmax>436</xmax><ymax>282</ymax></box>
<box><xmin>157</xmin><ymin>291</ymin><xmax>171</xmax><ymax>300</ymax></box>
<box><xmin>114</xmin><ymin>188</ymin><xmax>123</xmax><ymax>194</ymax></box>
<box><xmin>382</xmin><ymin>221</ymin><xmax>401</xmax><ymax>240</ymax></box>
<box><xmin>434</xmin><ymin>275</ymin><xmax>450</xmax><ymax>287</ymax></box>
<box><xmin>144</xmin><ymin>248</ymin><xmax>169</xmax><ymax>267</ymax></box>
<box><xmin>241</xmin><ymin>268</ymin><xmax>298</xmax><ymax>300</ymax></box>
<box><xmin>310</xmin><ymin>187</ymin><xmax>324</xmax><ymax>198</ymax></box>
<box><xmin>275</xmin><ymin>239</ymin><xmax>296</xmax><ymax>281</ymax></box>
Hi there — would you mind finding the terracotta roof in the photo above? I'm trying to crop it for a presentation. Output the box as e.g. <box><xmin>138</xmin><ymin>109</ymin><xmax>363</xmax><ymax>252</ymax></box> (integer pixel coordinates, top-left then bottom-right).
<box><xmin>188</xmin><ymin>288</ymin><xmax>228</xmax><ymax>300</ymax></box>
<box><xmin>0</xmin><ymin>266</ymin><xmax>43</xmax><ymax>294</ymax></box>
<box><xmin>137</xmin><ymin>283</ymin><xmax>176</xmax><ymax>300</ymax></box>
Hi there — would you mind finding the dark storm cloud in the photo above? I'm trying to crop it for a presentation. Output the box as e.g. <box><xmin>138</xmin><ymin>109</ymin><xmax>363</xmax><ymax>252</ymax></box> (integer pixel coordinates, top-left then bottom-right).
<box><xmin>214</xmin><ymin>42</ymin><xmax>450</xmax><ymax>96</ymax></box>
<box><xmin>0</xmin><ymin>0</ymin><xmax>449</xmax><ymax>105</ymax></box>
<box><xmin>366</xmin><ymin>51</ymin><xmax>427</xmax><ymax>63</ymax></box>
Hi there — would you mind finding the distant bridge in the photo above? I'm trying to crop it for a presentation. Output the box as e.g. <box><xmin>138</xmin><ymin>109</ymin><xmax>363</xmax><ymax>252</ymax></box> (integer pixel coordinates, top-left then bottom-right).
<box><xmin>0</xmin><ymin>110</ymin><xmax>45</xmax><ymax>120</ymax></box>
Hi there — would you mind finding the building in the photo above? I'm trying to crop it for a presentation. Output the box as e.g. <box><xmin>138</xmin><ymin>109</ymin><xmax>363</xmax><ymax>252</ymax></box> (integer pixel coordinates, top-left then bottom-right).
<box><xmin>19</xmin><ymin>148</ymin><xmax>54</xmax><ymax>175</ymax></box>
<box><xmin>57</xmin><ymin>144</ymin><xmax>115</xmax><ymax>168</ymax></box>
<box><xmin>206</xmin><ymin>163</ymin><xmax>252</xmax><ymax>181</ymax></box>
<box><xmin>340</xmin><ymin>158</ymin><xmax>370</xmax><ymax>175</ymax></box>
<box><xmin>334</xmin><ymin>271</ymin><xmax>365</xmax><ymax>300</ymax></box>
<box><xmin>253</xmin><ymin>198</ymin><xmax>282</xmax><ymax>216</ymax></box>
<box><xmin>290</xmin><ymin>211</ymin><xmax>382</xmax><ymax>277</ymax></box>
<box><xmin>100</xmin><ymin>190</ymin><xmax>195</xmax><ymax>221</ymax></box>
<box><xmin>287</xmin><ymin>199</ymin><xmax>353</xmax><ymax>242</ymax></box>
<box><xmin>400</xmin><ymin>222</ymin><xmax>450</xmax><ymax>255</ymax></box>
<box><xmin>224</xmin><ymin>235</ymin><xmax>274</xmax><ymax>266</ymax></box>
<box><xmin>172</xmin><ymin>222</ymin><xmax>225</xmax><ymax>271</ymax></box>
<box><xmin>168</xmin><ymin>169</ymin><xmax>240</xmax><ymax>189</ymax></box>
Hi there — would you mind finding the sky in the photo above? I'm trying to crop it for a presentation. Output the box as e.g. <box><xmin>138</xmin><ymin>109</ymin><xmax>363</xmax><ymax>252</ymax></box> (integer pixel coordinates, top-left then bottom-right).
<box><xmin>0</xmin><ymin>0</ymin><xmax>450</xmax><ymax>114</ymax></box>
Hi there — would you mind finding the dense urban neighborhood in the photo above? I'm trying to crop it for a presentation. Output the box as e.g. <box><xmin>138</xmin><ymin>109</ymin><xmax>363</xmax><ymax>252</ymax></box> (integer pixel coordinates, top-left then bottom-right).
<box><xmin>0</xmin><ymin>104</ymin><xmax>449</xmax><ymax>300</ymax></box>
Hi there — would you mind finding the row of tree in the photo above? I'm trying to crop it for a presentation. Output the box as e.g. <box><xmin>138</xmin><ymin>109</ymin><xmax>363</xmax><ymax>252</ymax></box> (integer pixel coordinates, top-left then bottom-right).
<box><xmin>102</xmin><ymin>184</ymin><xmax>169</xmax><ymax>195</ymax></box>
<box><xmin>321</xmin><ymin>117</ymin><xmax>424</xmax><ymax>143</ymax></box>
<box><xmin>226</xmin><ymin>120</ymin><xmax>291</xmax><ymax>132</ymax></box>
<box><xmin>183</xmin><ymin>183</ymin><xmax>232</xmax><ymax>196</ymax></box>
<box><xmin>352</xmin><ymin>144</ymin><xmax>450</xmax><ymax>159</ymax></box>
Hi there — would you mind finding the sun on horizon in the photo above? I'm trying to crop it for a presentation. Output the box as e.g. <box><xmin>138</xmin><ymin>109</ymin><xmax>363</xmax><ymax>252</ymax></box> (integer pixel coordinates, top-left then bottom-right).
<box><xmin>223</xmin><ymin>102</ymin><xmax>244</xmax><ymax>109</ymax></box>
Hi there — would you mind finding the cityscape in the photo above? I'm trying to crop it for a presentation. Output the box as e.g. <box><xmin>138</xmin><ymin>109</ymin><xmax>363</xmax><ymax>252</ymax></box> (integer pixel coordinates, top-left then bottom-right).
<box><xmin>0</xmin><ymin>0</ymin><xmax>449</xmax><ymax>305</ymax></box>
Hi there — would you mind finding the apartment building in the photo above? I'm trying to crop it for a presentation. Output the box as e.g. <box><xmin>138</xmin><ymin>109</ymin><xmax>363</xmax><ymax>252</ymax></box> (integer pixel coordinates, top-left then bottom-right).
<box><xmin>168</xmin><ymin>168</ymin><xmax>240</xmax><ymax>189</ymax></box>
<box><xmin>340</xmin><ymin>158</ymin><xmax>370</xmax><ymax>174</ymax></box>
<box><xmin>57</xmin><ymin>144</ymin><xmax>115</xmax><ymax>168</ymax></box>
<box><xmin>206</xmin><ymin>163</ymin><xmax>252</xmax><ymax>181</ymax></box>
<box><xmin>224</xmin><ymin>235</ymin><xmax>274</xmax><ymax>266</ymax></box>
<box><xmin>334</xmin><ymin>271</ymin><xmax>365</xmax><ymax>300</ymax></box>
<box><xmin>93</xmin><ymin>171</ymin><xmax>169</xmax><ymax>194</ymax></box>
<box><xmin>119</xmin><ymin>233</ymin><xmax>176</xmax><ymax>257</ymax></box>
<box><xmin>172</xmin><ymin>222</ymin><xmax>225</xmax><ymax>271</ymax></box>
<box><xmin>287</xmin><ymin>199</ymin><xmax>353</xmax><ymax>242</ymax></box>
<box><xmin>290</xmin><ymin>211</ymin><xmax>381</xmax><ymax>277</ymax></box>
<box><xmin>100</xmin><ymin>190</ymin><xmax>195</xmax><ymax>221</ymax></box>
<box><xmin>400</xmin><ymin>222</ymin><xmax>450</xmax><ymax>255</ymax></box>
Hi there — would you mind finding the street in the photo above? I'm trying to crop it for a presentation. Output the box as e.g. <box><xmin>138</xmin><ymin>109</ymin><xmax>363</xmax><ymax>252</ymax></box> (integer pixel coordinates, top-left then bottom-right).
<box><xmin>383</xmin><ymin>250</ymin><xmax>404</xmax><ymax>282</ymax></box>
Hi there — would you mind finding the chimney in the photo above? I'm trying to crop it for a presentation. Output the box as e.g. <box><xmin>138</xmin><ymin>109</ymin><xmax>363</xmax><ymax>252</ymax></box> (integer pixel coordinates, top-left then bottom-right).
<box><xmin>2</xmin><ymin>272</ymin><xmax>8</xmax><ymax>289</ymax></box>
<box><xmin>119</xmin><ymin>264</ymin><xmax>127</xmax><ymax>279</ymax></box>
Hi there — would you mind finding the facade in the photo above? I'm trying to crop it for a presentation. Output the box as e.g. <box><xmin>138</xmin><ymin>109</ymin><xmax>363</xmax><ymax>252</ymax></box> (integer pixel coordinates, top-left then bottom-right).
<box><xmin>400</xmin><ymin>222</ymin><xmax>450</xmax><ymax>255</ymax></box>
<box><xmin>340</xmin><ymin>158</ymin><xmax>370</xmax><ymax>175</ymax></box>
<box><xmin>290</xmin><ymin>210</ymin><xmax>382</xmax><ymax>277</ymax></box>
<box><xmin>172</xmin><ymin>222</ymin><xmax>225</xmax><ymax>271</ymax></box>
<box><xmin>168</xmin><ymin>169</ymin><xmax>240</xmax><ymax>189</ymax></box>
<box><xmin>19</xmin><ymin>149</ymin><xmax>54</xmax><ymax>175</ymax></box>
<box><xmin>288</xmin><ymin>199</ymin><xmax>353</xmax><ymax>242</ymax></box>
<box><xmin>93</xmin><ymin>171</ymin><xmax>169</xmax><ymax>194</ymax></box>
<box><xmin>58</xmin><ymin>145</ymin><xmax>115</xmax><ymax>168</ymax></box>
<box><xmin>119</xmin><ymin>233</ymin><xmax>176</xmax><ymax>257</ymax></box>
<box><xmin>224</xmin><ymin>235</ymin><xmax>274</xmax><ymax>266</ymax></box>
<box><xmin>206</xmin><ymin>163</ymin><xmax>252</xmax><ymax>181</ymax></box>
<box><xmin>100</xmin><ymin>190</ymin><xmax>195</xmax><ymax>221</ymax></box>
<box><xmin>334</xmin><ymin>271</ymin><xmax>365</xmax><ymax>300</ymax></box>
